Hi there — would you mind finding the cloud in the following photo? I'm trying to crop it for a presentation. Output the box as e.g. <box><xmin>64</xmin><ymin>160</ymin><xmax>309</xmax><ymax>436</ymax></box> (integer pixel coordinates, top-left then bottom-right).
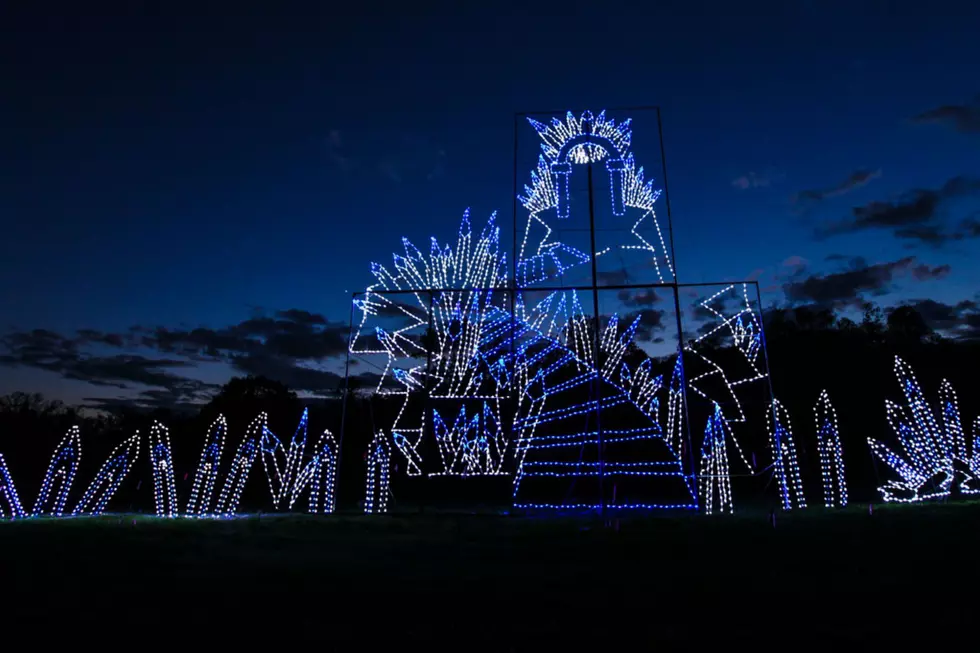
<box><xmin>0</xmin><ymin>329</ymin><xmax>215</xmax><ymax>404</ymax></box>
<box><xmin>621</xmin><ymin>309</ymin><xmax>667</xmax><ymax>341</ymax></box>
<box><xmin>816</xmin><ymin>176</ymin><xmax>980</xmax><ymax>246</ymax></box>
<box><xmin>782</xmin><ymin>256</ymin><xmax>947</xmax><ymax>307</ymax></box>
<box><xmin>616</xmin><ymin>288</ymin><xmax>663</xmax><ymax>307</ymax></box>
<box><xmin>732</xmin><ymin>169</ymin><xmax>782</xmax><ymax>190</ymax></box>
<box><xmin>793</xmin><ymin>169</ymin><xmax>881</xmax><ymax>204</ymax></box>
<box><xmin>896</xmin><ymin>298</ymin><xmax>978</xmax><ymax>332</ymax></box>
<box><xmin>911</xmin><ymin>97</ymin><xmax>980</xmax><ymax>134</ymax></box>
<box><xmin>0</xmin><ymin>308</ymin><xmax>358</xmax><ymax>409</ymax></box>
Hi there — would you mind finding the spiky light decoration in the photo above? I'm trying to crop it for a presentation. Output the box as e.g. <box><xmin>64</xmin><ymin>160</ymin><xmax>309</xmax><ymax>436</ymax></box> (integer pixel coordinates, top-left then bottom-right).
<box><xmin>868</xmin><ymin>357</ymin><xmax>961</xmax><ymax>503</ymax></box>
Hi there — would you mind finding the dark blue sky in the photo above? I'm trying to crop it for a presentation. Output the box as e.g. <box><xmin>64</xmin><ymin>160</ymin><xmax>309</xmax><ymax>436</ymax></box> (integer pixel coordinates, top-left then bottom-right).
<box><xmin>2</xmin><ymin>1</ymin><xmax>979</xmax><ymax>409</ymax></box>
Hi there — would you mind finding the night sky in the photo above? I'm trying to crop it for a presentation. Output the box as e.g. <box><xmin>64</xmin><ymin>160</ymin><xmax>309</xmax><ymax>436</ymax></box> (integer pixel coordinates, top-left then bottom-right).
<box><xmin>3</xmin><ymin>2</ymin><xmax>979</xmax><ymax>410</ymax></box>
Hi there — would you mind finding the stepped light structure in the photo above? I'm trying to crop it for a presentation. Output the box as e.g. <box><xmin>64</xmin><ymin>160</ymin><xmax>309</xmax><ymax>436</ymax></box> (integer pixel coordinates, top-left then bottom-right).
<box><xmin>346</xmin><ymin>108</ymin><xmax>775</xmax><ymax>512</ymax></box>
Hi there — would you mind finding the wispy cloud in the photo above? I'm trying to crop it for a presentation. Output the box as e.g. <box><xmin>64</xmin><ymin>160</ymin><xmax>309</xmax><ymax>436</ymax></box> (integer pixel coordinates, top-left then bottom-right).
<box><xmin>732</xmin><ymin>169</ymin><xmax>783</xmax><ymax>190</ymax></box>
<box><xmin>782</xmin><ymin>256</ymin><xmax>950</xmax><ymax>307</ymax></box>
<box><xmin>793</xmin><ymin>169</ymin><xmax>881</xmax><ymax>204</ymax></box>
<box><xmin>815</xmin><ymin>176</ymin><xmax>980</xmax><ymax>246</ymax></box>
<box><xmin>911</xmin><ymin>96</ymin><xmax>980</xmax><ymax>134</ymax></box>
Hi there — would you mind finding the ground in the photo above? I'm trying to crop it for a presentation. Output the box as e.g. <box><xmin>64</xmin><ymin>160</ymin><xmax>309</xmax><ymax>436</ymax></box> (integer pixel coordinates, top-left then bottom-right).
<box><xmin>4</xmin><ymin>502</ymin><xmax>976</xmax><ymax>646</ymax></box>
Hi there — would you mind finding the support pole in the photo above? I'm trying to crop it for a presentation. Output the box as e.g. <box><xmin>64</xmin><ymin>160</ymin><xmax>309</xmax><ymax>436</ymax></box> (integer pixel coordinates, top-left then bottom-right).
<box><xmin>657</xmin><ymin>108</ymin><xmax>699</xmax><ymax>507</ymax></box>
<box><xmin>586</xmin><ymin>160</ymin><xmax>604</xmax><ymax>516</ymax></box>
<box><xmin>336</xmin><ymin>292</ymin><xmax>356</xmax><ymax>511</ymax></box>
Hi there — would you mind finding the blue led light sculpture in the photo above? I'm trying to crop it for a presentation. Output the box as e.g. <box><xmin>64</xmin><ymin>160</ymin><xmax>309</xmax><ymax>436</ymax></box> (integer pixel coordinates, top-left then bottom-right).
<box><xmin>0</xmin><ymin>453</ymin><xmax>27</xmax><ymax>518</ymax></box>
<box><xmin>73</xmin><ymin>432</ymin><xmax>141</xmax><ymax>516</ymax></box>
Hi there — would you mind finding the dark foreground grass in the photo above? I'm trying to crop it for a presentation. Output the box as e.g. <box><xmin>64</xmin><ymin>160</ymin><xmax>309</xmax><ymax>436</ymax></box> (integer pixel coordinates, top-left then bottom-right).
<box><xmin>3</xmin><ymin>502</ymin><xmax>977</xmax><ymax>646</ymax></box>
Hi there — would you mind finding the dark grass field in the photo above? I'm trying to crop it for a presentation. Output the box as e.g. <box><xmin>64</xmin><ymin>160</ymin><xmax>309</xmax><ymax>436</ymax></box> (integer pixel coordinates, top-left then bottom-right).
<box><xmin>3</xmin><ymin>502</ymin><xmax>977</xmax><ymax>646</ymax></box>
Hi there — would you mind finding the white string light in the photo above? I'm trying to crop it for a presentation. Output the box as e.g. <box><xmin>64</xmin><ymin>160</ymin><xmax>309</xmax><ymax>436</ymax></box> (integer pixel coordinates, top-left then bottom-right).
<box><xmin>148</xmin><ymin>421</ymin><xmax>177</xmax><ymax>518</ymax></box>
<box><xmin>0</xmin><ymin>453</ymin><xmax>26</xmax><ymax>518</ymax></box>
<box><xmin>186</xmin><ymin>415</ymin><xmax>227</xmax><ymax>517</ymax></box>
<box><xmin>73</xmin><ymin>432</ymin><xmax>141</xmax><ymax>516</ymax></box>
<box><xmin>33</xmin><ymin>425</ymin><xmax>82</xmax><ymax>516</ymax></box>
<box><xmin>813</xmin><ymin>390</ymin><xmax>847</xmax><ymax>508</ymax></box>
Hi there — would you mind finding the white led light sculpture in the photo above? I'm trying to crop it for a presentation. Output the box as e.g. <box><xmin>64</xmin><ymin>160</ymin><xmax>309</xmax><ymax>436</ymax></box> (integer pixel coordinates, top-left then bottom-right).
<box><xmin>215</xmin><ymin>414</ymin><xmax>264</xmax><ymax>516</ymax></box>
<box><xmin>364</xmin><ymin>432</ymin><xmax>391</xmax><ymax>514</ymax></box>
<box><xmin>148</xmin><ymin>421</ymin><xmax>177</xmax><ymax>518</ymax></box>
<box><xmin>814</xmin><ymin>390</ymin><xmax>847</xmax><ymax>508</ymax></box>
<box><xmin>289</xmin><ymin>429</ymin><xmax>338</xmax><ymax>513</ymax></box>
<box><xmin>73</xmin><ymin>432</ymin><xmax>141</xmax><ymax>516</ymax></box>
<box><xmin>186</xmin><ymin>415</ymin><xmax>227</xmax><ymax>517</ymax></box>
<box><xmin>33</xmin><ymin>426</ymin><xmax>82</xmax><ymax>516</ymax></box>
<box><xmin>767</xmin><ymin>398</ymin><xmax>806</xmax><ymax>510</ymax></box>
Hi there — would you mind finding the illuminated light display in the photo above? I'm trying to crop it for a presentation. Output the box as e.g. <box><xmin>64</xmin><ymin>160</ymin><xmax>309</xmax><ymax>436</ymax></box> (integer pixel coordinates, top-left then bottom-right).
<box><xmin>215</xmin><ymin>414</ymin><xmax>264</xmax><ymax>516</ymax></box>
<box><xmin>518</xmin><ymin>110</ymin><xmax>673</xmax><ymax>284</ymax></box>
<box><xmin>767</xmin><ymin>399</ymin><xmax>806</xmax><ymax>510</ymax></box>
<box><xmin>33</xmin><ymin>426</ymin><xmax>82</xmax><ymax>516</ymax></box>
<box><xmin>868</xmin><ymin>357</ymin><xmax>960</xmax><ymax>503</ymax></box>
<box><xmin>0</xmin><ymin>453</ymin><xmax>27</xmax><ymax>518</ymax></box>
<box><xmin>345</xmin><ymin>108</ymin><xmax>774</xmax><ymax>512</ymax></box>
<box><xmin>186</xmin><ymin>415</ymin><xmax>227</xmax><ymax>517</ymax></box>
<box><xmin>289</xmin><ymin>429</ymin><xmax>338</xmax><ymax>513</ymax></box>
<box><xmin>148</xmin><ymin>421</ymin><xmax>178</xmax><ymax>518</ymax></box>
<box><xmin>814</xmin><ymin>390</ymin><xmax>847</xmax><ymax>508</ymax></box>
<box><xmin>73</xmin><ymin>432</ymin><xmax>141</xmax><ymax>516</ymax></box>
<box><xmin>699</xmin><ymin>404</ymin><xmax>733</xmax><ymax>514</ymax></box>
<box><xmin>364</xmin><ymin>432</ymin><xmax>391</xmax><ymax>514</ymax></box>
